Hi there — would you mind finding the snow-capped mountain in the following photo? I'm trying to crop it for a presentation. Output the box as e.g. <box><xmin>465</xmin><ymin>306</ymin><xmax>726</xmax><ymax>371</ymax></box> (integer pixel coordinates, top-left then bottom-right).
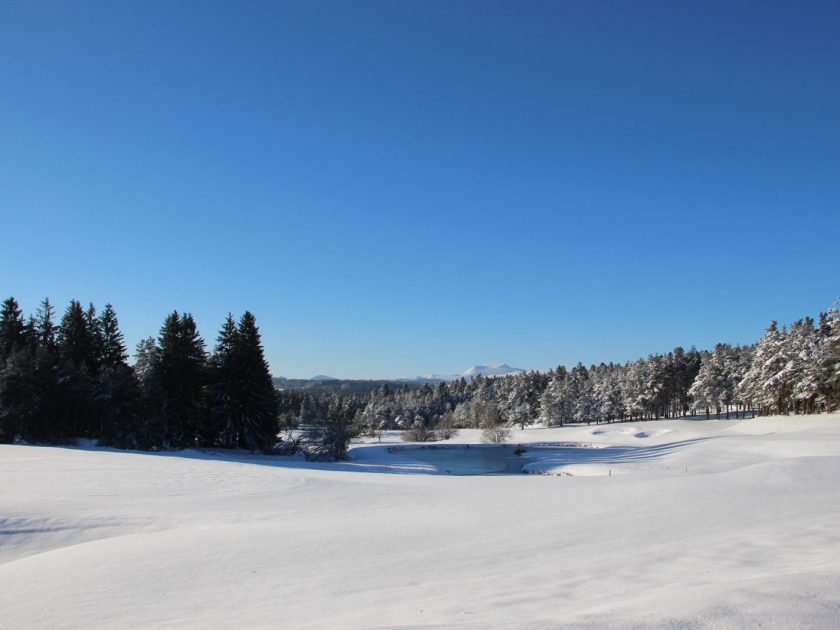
<box><xmin>310</xmin><ymin>375</ymin><xmax>339</xmax><ymax>381</ymax></box>
<box><xmin>460</xmin><ymin>363</ymin><xmax>523</xmax><ymax>378</ymax></box>
<box><xmin>413</xmin><ymin>363</ymin><xmax>523</xmax><ymax>382</ymax></box>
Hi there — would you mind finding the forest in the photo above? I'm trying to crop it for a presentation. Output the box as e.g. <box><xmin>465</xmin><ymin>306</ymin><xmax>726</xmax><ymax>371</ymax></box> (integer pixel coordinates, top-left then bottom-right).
<box><xmin>1</xmin><ymin>296</ymin><xmax>838</xmax><ymax>459</ymax></box>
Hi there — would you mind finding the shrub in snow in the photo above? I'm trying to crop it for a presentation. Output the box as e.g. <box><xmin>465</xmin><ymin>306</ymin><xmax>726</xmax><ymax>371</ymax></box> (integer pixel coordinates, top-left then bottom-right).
<box><xmin>434</xmin><ymin>411</ymin><xmax>459</xmax><ymax>440</ymax></box>
<box><xmin>302</xmin><ymin>407</ymin><xmax>358</xmax><ymax>460</ymax></box>
<box><xmin>481</xmin><ymin>419</ymin><xmax>510</xmax><ymax>444</ymax></box>
<box><xmin>402</xmin><ymin>417</ymin><xmax>433</xmax><ymax>442</ymax></box>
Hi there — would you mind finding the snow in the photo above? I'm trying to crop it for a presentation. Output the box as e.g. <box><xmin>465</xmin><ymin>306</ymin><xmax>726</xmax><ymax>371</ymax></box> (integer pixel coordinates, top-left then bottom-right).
<box><xmin>2</xmin><ymin>414</ymin><xmax>840</xmax><ymax>628</ymax></box>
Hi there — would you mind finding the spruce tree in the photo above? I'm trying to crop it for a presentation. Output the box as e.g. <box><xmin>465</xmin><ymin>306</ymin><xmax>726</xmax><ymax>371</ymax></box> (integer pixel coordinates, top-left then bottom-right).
<box><xmin>207</xmin><ymin>314</ymin><xmax>238</xmax><ymax>448</ymax></box>
<box><xmin>57</xmin><ymin>300</ymin><xmax>96</xmax><ymax>371</ymax></box>
<box><xmin>99</xmin><ymin>304</ymin><xmax>128</xmax><ymax>369</ymax></box>
<box><xmin>230</xmin><ymin>311</ymin><xmax>279</xmax><ymax>451</ymax></box>
<box><xmin>55</xmin><ymin>300</ymin><xmax>97</xmax><ymax>437</ymax></box>
<box><xmin>94</xmin><ymin>304</ymin><xmax>140</xmax><ymax>446</ymax></box>
<box><xmin>0</xmin><ymin>297</ymin><xmax>27</xmax><ymax>362</ymax></box>
<box><xmin>156</xmin><ymin>312</ymin><xmax>207</xmax><ymax>448</ymax></box>
<box><xmin>29</xmin><ymin>299</ymin><xmax>62</xmax><ymax>441</ymax></box>
<box><xmin>0</xmin><ymin>297</ymin><xmax>29</xmax><ymax>442</ymax></box>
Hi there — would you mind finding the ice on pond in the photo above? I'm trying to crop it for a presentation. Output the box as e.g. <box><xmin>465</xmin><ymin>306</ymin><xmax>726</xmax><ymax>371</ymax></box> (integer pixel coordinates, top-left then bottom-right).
<box><xmin>386</xmin><ymin>443</ymin><xmax>597</xmax><ymax>475</ymax></box>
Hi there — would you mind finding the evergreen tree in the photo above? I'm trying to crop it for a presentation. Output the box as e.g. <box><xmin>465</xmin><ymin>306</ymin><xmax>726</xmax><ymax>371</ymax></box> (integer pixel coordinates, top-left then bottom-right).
<box><xmin>689</xmin><ymin>346</ymin><xmax>730</xmax><ymax>419</ymax></box>
<box><xmin>207</xmin><ymin>314</ymin><xmax>238</xmax><ymax>447</ymax></box>
<box><xmin>28</xmin><ymin>300</ymin><xmax>62</xmax><ymax>441</ymax></box>
<box><xmin>739</xmin><ymin>322</ymin><xmax>789</xmax><ymax>415</ymax></box>
<box><xmin>0</xmin><ymin>297</ymin><xmax>27</xmax><ymax>362</ymax></box>
<box><xmin>94</xmin><ymin>304</ymin><xmax>140</xmax><ymax>446</ymax></box>
<box><xmin>99</xmin><ymin>304</ymin><xmax>128</xmax><ymax>369</ymax></box>
<box><xmin>133</xmin><ymin>337</ymin><xmax>159</xmax><ymax>387</ymax></box>
<box><xmin>539</xmin><ymin>366</ymin><xmax>569</xmax><ymax>426</ymax></box>
<box><xmin>229</xmin><ymin>311</ymin><xmax>279</xmax><ymax>450</ymax></box>
<box><xmin>303</xmin><ymin>395</ymin><xmax>357</xmax><ymax>460</ymax></box>
<box><xmin>824</xmin><ymin>303</ymin><xmax>840</xmax><ymax>410</ymax></box>
<box><xmin>55</xmin><ymin>300</ymin><xmax>97</xmax><ymax>436</ymax></box>
<box><xmin>156</xmin><ymin>312</ymin><xmax>207</xmax><ymax>448</ymax></box>
<box><xmin>86</xmin><ymin>303</ymin><xmax>103</xmax><ymax>373</ymax></box>
<box><xmin>57</xmin><ymin>300</ymin><xmax>96</xmax><ymax>371</ymax></box>
<box><xmin>0</xmin><ymin>349</ymin><xmax>36</xmax><ymax>442</ymax></box>
<box><xmin>34</xmin><ymin>298</ymin><xmax>57</xmax><ymax>351</ymax></box>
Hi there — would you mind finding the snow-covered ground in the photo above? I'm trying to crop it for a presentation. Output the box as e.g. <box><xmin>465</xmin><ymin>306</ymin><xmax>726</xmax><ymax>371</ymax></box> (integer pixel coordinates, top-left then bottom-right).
<box><xmin>2</xmin><ymin>414</ymin><xmax>840</xmax><ymax>628</ymax></box>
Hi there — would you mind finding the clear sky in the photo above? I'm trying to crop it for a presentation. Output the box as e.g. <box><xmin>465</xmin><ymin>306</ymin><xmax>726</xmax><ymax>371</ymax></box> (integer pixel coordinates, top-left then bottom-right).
<box><xmin>1</xmin><ymin>1</ymin><xmax>838</xmax><ymax>379</ymax></box>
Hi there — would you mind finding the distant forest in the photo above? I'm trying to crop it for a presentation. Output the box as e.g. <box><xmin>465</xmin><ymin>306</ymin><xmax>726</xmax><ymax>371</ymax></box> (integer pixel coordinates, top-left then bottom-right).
<box><xmin>1</xmin><ymin>296</ymin><xmax>838</xmax><ymax>459</ymax></box>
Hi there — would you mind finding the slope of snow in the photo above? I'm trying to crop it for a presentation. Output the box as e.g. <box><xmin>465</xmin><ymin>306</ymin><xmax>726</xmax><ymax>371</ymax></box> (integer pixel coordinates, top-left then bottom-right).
<box><xmin>2</xmin><ymin>414</ymin><xmax>840</xmax><ymax>628</ymax></box>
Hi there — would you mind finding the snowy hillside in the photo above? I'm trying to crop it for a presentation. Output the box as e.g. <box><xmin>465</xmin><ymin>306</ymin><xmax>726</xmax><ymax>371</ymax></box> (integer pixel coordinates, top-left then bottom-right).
<box><xmin>3</xmin><ymin>413</ymin><xmax>840</xmax><ymax>628</ymax></box>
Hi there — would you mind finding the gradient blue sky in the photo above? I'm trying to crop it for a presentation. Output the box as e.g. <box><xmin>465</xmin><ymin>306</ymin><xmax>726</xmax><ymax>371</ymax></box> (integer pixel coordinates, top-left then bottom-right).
<box><xmin>1</xmin><ymin>1</ymin><xmax>838</xmax><ymax>379</ymax></box>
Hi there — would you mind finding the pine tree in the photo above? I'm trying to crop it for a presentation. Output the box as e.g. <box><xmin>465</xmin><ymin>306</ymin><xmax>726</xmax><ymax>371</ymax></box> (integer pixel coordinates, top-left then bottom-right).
<box><xmin>623</xmin><ymin>359</ymin><xmax>651</xmax><ymax>420</ymax></box>
<box><xmin>230</xmin><ymin>311</ymin><xmax>279</xmax><ymax>451</ymax></box>
<box><xmin>86</xmin><ymin>303</ymin><xmax>103</xmax><ymax>374</ymax></box>
<box><xmin>94</xmin><ymin>304</ymin><xmax>140</xmax><ymax>446</ymax></box>
<box><xmin>0</xmin><ymin>348</ymin><xmax>36</xmax><ymax>442</ymax></box>
<box><xmin>821</xmin><ymin>303</ymin><xmax>840</xmax><ymax>410</ymax></box>
<box><xmin>0</xmin><ymin>297</ymin><xmax>27</xmax><ymax>362</ymax></box>
<box><xmin>29</xmin><ymin>299</ymin><xmax>62</xmax><ymax>441</ymax></box>
<box><xmin>99</xmin><ymin>304</ymin><xmax>128</xmax><ymax>369</ymax></box>
<box><xmin>787</xmin><ymin>318</ymin><xmax>822</xmax><ymax>413</ymax></box>
<box><xmin>304</xmin><ymin>394</ymin><xmax>357</xmax><ymax>460</ymax></box>
<box><xmin>539</xmin><ymin>366</ymin><xmax>569</xmax><ymax>426</ymax></box>
<box><xmin>739</xmin><ymin>322</ymin><xmax>789</xmax><ymax>415</ymax></box>
<box><xmin>156</xmin><ymin>311</ymin><xmax>207</xmax><ymax>448</ymax></box>
<box><xmin>57</xmin><ymin>300</ymin><xmax>96</xmax><ymax>371</ymax></box>
<box><xmin>134</xmin><ymin>337</ymin><xmax>159</xmax><ymax>387</ymax></box>
<box><xmin>34</xmin><ymin>299</ymin><xmax>57</xmax><ymax>351</ymax></box>
<box><xmin>56</xmin><ymin>300</ymin><xmax>97</xmax><ymax>437</ymax></box>
<box><xmin>689</xmin><ymin>346</ymin><xmax>729</xmax><ymax>419</ymax></box>
<box><xmin>208</xmin><ymin>314</ymin><xmax>239</xmax><ymax>447</ymax></box>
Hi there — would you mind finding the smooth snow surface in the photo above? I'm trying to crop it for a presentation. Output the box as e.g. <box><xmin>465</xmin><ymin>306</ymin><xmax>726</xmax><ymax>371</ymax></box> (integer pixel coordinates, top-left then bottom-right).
<box><xmin>2</xmin><ymin>414</ymin><xmax>840</xmax><ymax>628</ymax></box>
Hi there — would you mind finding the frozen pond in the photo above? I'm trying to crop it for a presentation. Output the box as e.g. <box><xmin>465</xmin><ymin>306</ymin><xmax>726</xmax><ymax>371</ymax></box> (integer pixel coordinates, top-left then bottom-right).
<box><xmin>382</xmin><ymin>442</ymin><xmax>622</xmax><ymax>475</ymax></box>
<box><xmin>388</xmin><ymin>445</ymin><xmax>532</xmax><ymax>475</ymax></box>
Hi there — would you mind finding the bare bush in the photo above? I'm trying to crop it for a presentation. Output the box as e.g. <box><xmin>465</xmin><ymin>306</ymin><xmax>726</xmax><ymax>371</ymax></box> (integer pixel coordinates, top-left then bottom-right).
<box><xmin>434</xmin><ymin>411</ymin><xmax>459</xmax><ymax>440</ymax></box>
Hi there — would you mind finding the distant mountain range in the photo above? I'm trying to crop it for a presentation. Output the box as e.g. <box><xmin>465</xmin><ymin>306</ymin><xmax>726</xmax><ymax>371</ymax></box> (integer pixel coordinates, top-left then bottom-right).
<box><xmin>272</xmin><ymin>364</ymin><xmax>524</xmax><ymax>393</ymax></box>
<box><xmin>411</xmin><ymin>363</ymin><xmax>524</xmax><ymax>382</ymax></box>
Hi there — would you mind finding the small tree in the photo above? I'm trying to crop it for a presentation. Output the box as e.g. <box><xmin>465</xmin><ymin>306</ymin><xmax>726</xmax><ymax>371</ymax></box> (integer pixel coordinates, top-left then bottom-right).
<box><xmin>434</xmin><ymin>411</ymin><xmax>459</xmax><ymax>440</ymax></box>
<box><xmin>482</xmin><ymin>421</ymin><xmax>510</xmax><ymax>443</ymax></box>
<box><xmin>303</xmin><ymin>397</ymin><xmax>357</xmax><ymax>460</ymax></box>
<box><xmin>480</xmin><ymin>402</ymin><xmax>510</xmax><ymax>443</ymax></box>
<box><xmin>402</xmin><ymin>417</ymin><xmax>432</xmax><ymax>442</ymax></box>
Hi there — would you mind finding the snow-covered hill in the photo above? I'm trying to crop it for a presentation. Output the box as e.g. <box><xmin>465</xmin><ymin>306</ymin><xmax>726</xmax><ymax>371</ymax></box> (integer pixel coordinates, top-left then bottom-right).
<box><xmin>309</xmin><ymin>374</ymin><xmax>338</xmax><ymax>381</ymax></box>
<box><xmin>3</xmin><ymin>413</ymin><xmax>840</xmax><ymax>628</ymax></box>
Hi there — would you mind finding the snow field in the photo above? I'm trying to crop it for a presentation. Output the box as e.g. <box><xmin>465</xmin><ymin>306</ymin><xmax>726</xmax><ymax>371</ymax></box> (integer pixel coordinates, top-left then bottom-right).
<box><xmin>2</xmin><ymin>413</ymin><xmax>840</xmax><ymax>628</ymax></box>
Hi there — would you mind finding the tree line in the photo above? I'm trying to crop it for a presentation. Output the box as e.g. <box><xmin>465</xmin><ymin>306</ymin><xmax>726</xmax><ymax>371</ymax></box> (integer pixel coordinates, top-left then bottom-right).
<box><xmin>0</xmin><ymin>298</ymin><xmax>278</xmax><ymax>452</ymax></box>
<box><xmin>1</xmin><ymin>296</ymin><xmax>838</xmax><ymax>458</ymax></box>
<box><xmin>283</xmin><ymin>301</ymin><xmax>840</xmax><ymax>444</ymax></box>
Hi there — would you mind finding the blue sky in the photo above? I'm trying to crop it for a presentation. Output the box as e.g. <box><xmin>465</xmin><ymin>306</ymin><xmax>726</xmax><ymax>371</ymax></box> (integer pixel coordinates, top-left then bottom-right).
<box><xmin>1</xmin><ymin>1</ymin><xmax>838</xmax><ymax>379</ymax></box>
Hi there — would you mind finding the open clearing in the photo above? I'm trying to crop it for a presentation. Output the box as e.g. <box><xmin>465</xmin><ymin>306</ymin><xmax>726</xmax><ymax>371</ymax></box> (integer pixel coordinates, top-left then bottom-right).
<box><xmin>2</xmin><ymin>414</ymin><xmax>840</xmax><ymax>628</ymax></box>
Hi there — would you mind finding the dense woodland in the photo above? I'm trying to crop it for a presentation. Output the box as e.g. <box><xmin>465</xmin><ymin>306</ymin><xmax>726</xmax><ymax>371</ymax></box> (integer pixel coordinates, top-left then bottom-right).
<box><xmin>0</xmin><ymin>298</ymin><xmax>278</xmax><ymax>452</ymax></box>
<box><xmin>1</xmin><ymin>296</ymin><xmax>839</xmax><ymax>459</ymax></box>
